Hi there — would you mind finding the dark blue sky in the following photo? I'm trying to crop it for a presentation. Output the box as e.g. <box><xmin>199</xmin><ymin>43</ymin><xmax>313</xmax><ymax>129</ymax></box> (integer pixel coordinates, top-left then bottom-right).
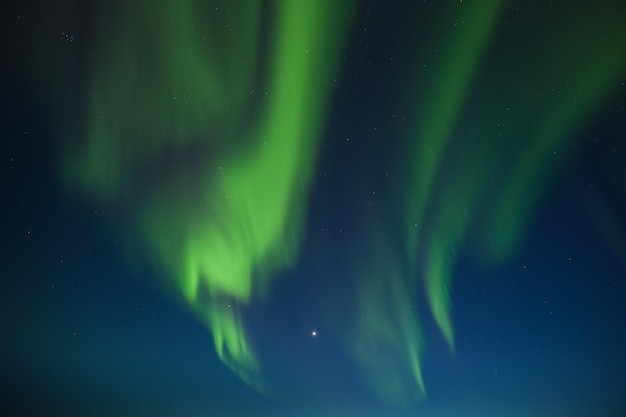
<box><xmin>3</xmin><ymin>1</ymin><xmax>626</xmax><ymax>416</ymax></box>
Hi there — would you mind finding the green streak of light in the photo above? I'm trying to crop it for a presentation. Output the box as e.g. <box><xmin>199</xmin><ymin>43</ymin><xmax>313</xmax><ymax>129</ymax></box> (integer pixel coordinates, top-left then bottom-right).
<box><xmin>62</xmin><ymin>0</ymin><xmax>353</xmax><ymax>388</ymax></box>
<box><xmin>486</xmin><ymin>27</ymin><xmax>626</xmax><ymax>260</ymax></box>
<box><xmin>408</xmin><ymin>0</ymin><xmax>504</xmax><ymax>350</ymax></box>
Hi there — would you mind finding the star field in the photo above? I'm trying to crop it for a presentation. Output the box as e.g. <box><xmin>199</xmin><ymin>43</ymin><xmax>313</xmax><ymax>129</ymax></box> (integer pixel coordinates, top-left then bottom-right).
<box><xmin>2</xmin><ymin>1</ymin><xmax>626</xmax><ymax>416</ymax></box>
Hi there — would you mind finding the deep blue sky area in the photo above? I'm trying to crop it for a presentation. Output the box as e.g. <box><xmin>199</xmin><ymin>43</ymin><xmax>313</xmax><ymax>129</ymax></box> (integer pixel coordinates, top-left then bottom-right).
<box><xmin>3</xmin><ymin>1</ymin><xmax>626</xmax><ymax>417</ymax></box>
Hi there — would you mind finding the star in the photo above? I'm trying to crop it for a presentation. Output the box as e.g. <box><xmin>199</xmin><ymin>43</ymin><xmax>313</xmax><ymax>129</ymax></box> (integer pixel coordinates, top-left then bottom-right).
<box><xmin>311</xmin><ymin>330</ymin><xmax>317</xmax><ymax>337</ymax></box>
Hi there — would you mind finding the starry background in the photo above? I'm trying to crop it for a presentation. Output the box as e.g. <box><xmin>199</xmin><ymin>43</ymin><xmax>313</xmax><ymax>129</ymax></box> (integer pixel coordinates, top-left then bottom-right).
<box><xmin>2</xmin><ymin>1</ymin><xmax>626</xmax><ymax>416</ymax></box>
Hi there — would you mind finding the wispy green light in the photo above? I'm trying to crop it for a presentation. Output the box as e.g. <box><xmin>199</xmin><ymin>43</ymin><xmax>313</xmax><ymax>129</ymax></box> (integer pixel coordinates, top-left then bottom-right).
<box><xmin>62</xmin><ymin>0</ymin><xmax>354</xmax><ymax>388</ymax></box>
<box><xmin>59</xmin><ymin>0</ymin><xmax>626</xmax><ymax>408</ymax></box>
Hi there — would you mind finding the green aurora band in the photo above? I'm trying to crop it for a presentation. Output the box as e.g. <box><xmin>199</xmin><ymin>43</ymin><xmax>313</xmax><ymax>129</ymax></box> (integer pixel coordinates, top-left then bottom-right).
<box><xmin>63</xmin><ymin>0</ymin><xmax>355</xmax><ymax>389</ymax></box>
<box><xmin>60</xmin><ymin>0</ymin><xmax>626</xmax><ymax>408</ymax></box>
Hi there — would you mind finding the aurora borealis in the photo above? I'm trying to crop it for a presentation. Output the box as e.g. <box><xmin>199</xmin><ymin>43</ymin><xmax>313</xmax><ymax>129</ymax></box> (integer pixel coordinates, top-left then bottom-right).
<box><xmin>62</xmin><ymin>0</ymin><xmax>354</xmax><ymax>389</ymax></box>
<box><xmin>3</xmin><ymin>0</ymin><xmax>626</xmax><ymax>416</ymax></box>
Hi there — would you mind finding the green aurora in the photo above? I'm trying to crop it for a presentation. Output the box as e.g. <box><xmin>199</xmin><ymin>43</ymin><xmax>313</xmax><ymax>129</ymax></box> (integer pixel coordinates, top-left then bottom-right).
<box><xmin>60</xmin><ymin>0</ymin><xmax>626</xmax><ymax>408</ymax></box>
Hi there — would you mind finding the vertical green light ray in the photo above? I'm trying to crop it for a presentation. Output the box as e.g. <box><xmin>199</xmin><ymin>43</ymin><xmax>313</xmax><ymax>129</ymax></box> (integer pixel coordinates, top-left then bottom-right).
<box><xmin>62</xmin><ymin>0</ymin><xmax>354</xmax><ymax>390</ymax></box>
<box><xmin>407</xmin><ymin>0</ymin><xmax>503</xmax><ymax>350</ymax></box>
<box><xmin>406</xmin><ymin>0</ymin><xmax>503</xmax><ymax>238</ymax></box>
<box><xmin>419</xmin><ymin>135</ymin><xmax>495</xmax><ymax>351</ymax></box>
<box><xmin>143</xmin><ymin>0</ymin><xmax>354</xmax><ymax>385</ymax></box>
<box><xmin>487</xmin><ymin>48</ymin><xmax>626</xmax><ymax>260</ymax></box>
<box><xmin>327</xmin><ymin>4</ymin><xmax>506</xmax><ymax>399</ymax></box>
<box><xmin>481</xmin><ymin>1</ymin><xmax>626</xmax><ymax>260</ymax></box>
<box><xmin>342</xmin><ymin>220</ymin><xmax>426</xmax><ymax>406</ymax></box>
<box><xmin>406</xmin><ymin>0</ymin><xmax>626</xmax><ymax>356</ymax></box>
<box><xmin>422</xmin><ymin>191</ymin><xmax>472</xmax><ymax>351</ymax></box>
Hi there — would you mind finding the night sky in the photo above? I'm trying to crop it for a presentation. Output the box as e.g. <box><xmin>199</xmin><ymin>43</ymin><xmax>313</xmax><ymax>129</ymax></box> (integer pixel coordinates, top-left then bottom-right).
<box><xmin>3</xmin><ymin>1</ymin><xmax>626</xmax><ymax>416</ymax></box>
